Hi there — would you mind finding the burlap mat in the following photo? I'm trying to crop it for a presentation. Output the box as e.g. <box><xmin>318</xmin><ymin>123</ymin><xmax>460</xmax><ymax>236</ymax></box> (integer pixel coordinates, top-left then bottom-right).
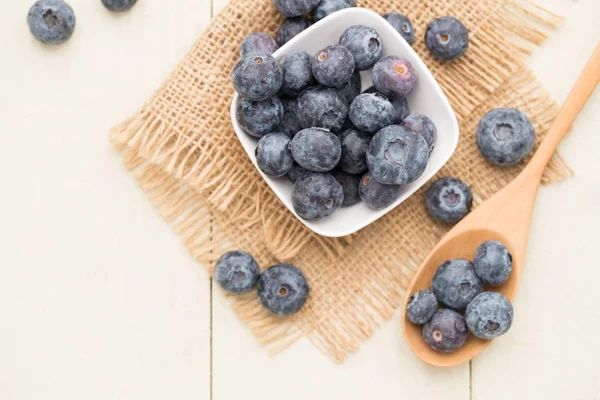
<box><xmin>110</xmin><ymin>0</ymin><xmax>571</xmax><ymax>362</ymax></box>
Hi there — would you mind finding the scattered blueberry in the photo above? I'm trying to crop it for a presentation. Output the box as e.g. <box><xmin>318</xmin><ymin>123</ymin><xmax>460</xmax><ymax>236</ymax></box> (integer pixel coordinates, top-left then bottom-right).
<box><xmin>258</xmin><ymin>264</ymin><xmax>310</xmax><ymax>316</ymax></box>
<box><xmin>297</xmin><ymin>85</ymin><xmax>348</xmax><ymax>131</ymax></box>
<box><xmin>27</xmin><ymin>0</ymin><xmax>76</xmax><ymax>45</ymax></box>
<box><xmin>312</xmin><ymin>0</ymin><xmax>355</xmax><ymax>21</ymax></box>
<box><xmin>339</xmin><ymin>25</ymin><xmax>382</xmax><ymax>71</ymax></box>
<box><xmin>431</xmin><ymin>258</ymin><xmax>483</xmax><ymax>311</ymax></box>
<box><xmin>280</xmin><ymin>51</ymin><xmax>316</xmax><ymax>97</ymax></box>
<box><xmin>465</xmin><ymin>292</ymin><xmax>514</xmax><ymax>340</ymax></box>
<box><xmin>277</xmin><ymin>96</ymin><xmax>302</xmax><ymax>138</ymax></box>
<box><xmin>101</xmin><ymin>0</ymin><xmax>137</xmax><ymax>12</ymax></box>
<box><xmin>476</xmin><ymin>108</ymin><xmax>535</xmax><ymax>166</ymax></box>
<box><xmin>349</xmin><ymin>93</ymin><xmax>395</xmax><ymax>134</ymax></box>
<box><xmin>382</xmin><ymin>12</ymin><xmax>414</xmax><ymax>45</ymax></box>
<box><xmin>359</xmin><ymin>172</ymin><xmax>401</xmax><ymax>209</ymax></box>
<box><xmin>312</xmin><ymin>44</ymin><xmax>355</xmax><ymax>89</ymax></box>
<box><xmin>425</xmin><ymin>16</ymin><xmax>469</xmax><ymax>61</ymax></box>
<box><xmin>364</xmin><ymin>86</ymin><xmax>410</xmax><ymax>123</ymax></box>
<box><xmin>406</xmin><ymin>289</ymin><xmax>438</xmax><ymax>325</ymax></box>
<box><xmin>292</xmin><ymin>172</ymin><xmax>344</xmax><ymax>220</ymax></box>
<box><xmin>237</xmin><ymin>96</ymin><xmax>284</xmax><ymax>137</ymax></box>
<box><xmin>332</xmin><ymin>169</ymin><xmax>361</xmax><ymax>207</ymax></box>
<box><xmin>422</xmin><ymin>309</ymin><xmax>468</xmax><ymax>353</ymax></box>
<box><xmin>426</xmin><ymin>177</ymin><xmax>473</xmax><ymax>224</ymax></box>
<box><xmin>401</xmin><ymin>113</ymin><xmax>437</xmax><ymax>155</ymax></box>
<box><xmin>372</xmin><ymin>56</ymin><xmax>417</xmax><ymax>99</ymax></box>
<box><xmin>256</xmin><ymin>133</ymin><xmax>294</xmax><ymax>177</ymax></box>
<box><xmin>291</xmin><ymin>128</ymin><xmax>341</xmax><ymax>172</ymax></box>
<box><xmin>232</xmin><ymin>53</ymin><xmax>283</xmax><ymax>101</ymax></box>
<box><xmin>214</xmin><ymin>250</ymin><xmax>260</xmax><ymax>294</ymax></box>
<box><xmin>338</xmin><ymin>70</ymin><xmax>362</xmax><ymax>104</ymax></box>
<box><xmin>274</xmin><ymin>0</ymin><xmax>321</xmax><ymax>17</ymax></box>
<box><xmin>366</xmin><ymin>125</ymin><xmax>429</xmax><ymax>185</ymax></box>
<box><xmin>240</xmin><ymin>32</ymin><xmax>279</xmax><ymax>57</ymax></box>
<box><xmin>473</xmin><ymin>240</ymin><xmax>513</xmax><ymax>286</ymax></box>
<box><xmin>287</xmin><ymin>162</ymin><xmax>311</xmax><ymax>183</ymax></box>
<box><xmin>338</xmin><ymin>128</ymin><xmax>370</xmax><ymax>174</ymax></box>
<box><xmin>277</xmin><ymin>17</ymin><xmax>311</xmax><ymax>45</ymax></box>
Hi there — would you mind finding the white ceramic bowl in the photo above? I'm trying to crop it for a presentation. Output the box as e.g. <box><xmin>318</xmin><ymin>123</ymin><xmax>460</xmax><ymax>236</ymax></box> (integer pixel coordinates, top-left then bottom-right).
<box><xmin>231</xmin><ymin>7</ymin><xmax>459</xmax><ymax>238</ymax></box>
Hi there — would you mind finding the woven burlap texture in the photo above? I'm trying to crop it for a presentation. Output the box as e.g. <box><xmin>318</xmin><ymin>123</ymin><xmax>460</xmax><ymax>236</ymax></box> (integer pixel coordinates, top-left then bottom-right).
<box><xmin>111</xmin><ymin>0</ymin><xmax>570</xmax><ymax>362</ymax></box>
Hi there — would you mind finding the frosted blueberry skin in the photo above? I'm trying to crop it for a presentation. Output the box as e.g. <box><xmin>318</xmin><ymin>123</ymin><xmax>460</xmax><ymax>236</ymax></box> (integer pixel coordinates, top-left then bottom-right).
<box><xmin>291</xmin><ymin>128</ymin><xmax>341</xmax><ymax>172</ymax></box>
<box><xmin>466</xmin><ymin>292</ymin><xmax>514</xmax><ymax>340</ymax></box>
<box><xmin>274</xmin><ymin>0</ymin><xmax>321</xmax><ymax>17</ymax></box>
<box><xmin>292</xmin><ymin>172</ymin><xmax>344</xmax><ymax>220</ymax></box>
<box><xmin>287</xmin><ymin>162</ymin><xmax>311</xmax><ymax>183</ymax></box>
<box><xmin>406</xmin><ymin>289</ymin><xmax>438</xmax><ymax>324</ymax></box>
<box><xmin>277</xmin><ymin>96</ymin><xmax>302</xmax><ymax>138</ymax></box>
<box><xmin>27</xmin><ymin>0</ymin><xmax>76</xmax><ymax>45</ymax></box>
<box><xmin>401</xmin><ymin>113</ymin><xmax>437</xmax><ymax>155</ymax></box>
<box><xmin>432</xmin><ymin>258</ymin><xmax>483</xmax><ymax>311</ymax></box>
<box><xmin>382</xmin><ymin>12</ymin><xmax>415</xmax><ymax>45</ymax></box>
<box><xmin>232</xmin><ymin>53</ymin><xmax>283</xmax><ymax>101</ymax></box>
<box><xmin>277</xmin><ymin>17</ymin><xmax>311</xmax><ymax>46</ymax></box>
<box><xmin>426</xmin><ymin>177</ymin><xmax>473</xmax><ymax>224</ymax></box>
<box><xmin>338</xmin><ymin>128</ymin><xmax>371</xmax><ymax>174</ymax></box>
<box><xmin>240</xmin><ymin>32</ymin><xmax>279</xmax><ymax>57</ymax></box>
<box><xmin>256</xmin><ymin>133</ymin><xmax>294</xmax><ymax>177</ymax></box>
<box><xmin>280</xmin><ymin>51</ymin><xmax>317</xmax><ymax>97</ymax></box>
<box><xmin>349</xmin><ymin>93</ymin><xmax>395</xmax><ymax>134</ymax></box>
<box><xmin>372</xmin><ymin>56</ymin><xmax>417</xmax><ymax>99</ymax></box>
<box><xmin>237</xmin><ymin>96</ymin><xmax>284</xmax><ymax>137</ymax></box>
<box><xmin>339</xmin><ymin>25</ymin><xmax>383</xmax><ymax>71</ymax></box>
<box><xmin>214</xmin><ymin>251</ymin><xmax>260</xmax><ymax>294</ymax></box>
<box><xmin>365</xmin><ymin>86</ymin><xmax>409</xmax><ymax>123</ymax></box>
<box><xmin>312</xmin><ymin>0</ymin><xmax>355</xmax><ymax>21</ymax></box>
<box><xmin>258</xmin><ymin>264</ymin><xmax>310</xmax><ymax>316</ymax></box>
<box><xmin>425</xmin><ymin>16</ymin><xmax>469</xmax><ymax>61</ymax></box>
<box><xmin>338</xmin><ymin>70</ymin><xmax>362</xmax><ymax>104</ymax></box>
<box><xmin>331</xmin><ymin>169</ymin><xmax>361</xmax><ymax>207</ymax></box>
<box><xmin>473</xmin><ymin>240</ymin><xmax>513</xmax><ymax>286</ymax></box>
<box><xmin>423</xmin><ymin>309</ymin><xmax>468</xmax><ymax>353</ymax></box>
<box><xmin>102</xmin><ymin>0</ymin><xmax>137</xmax><ymax>12</ymax></box>
<box><xmin>476</xmin><ymin>108</ymin><xmax>535</xmax><ymax>166</ymax></box>
<box><xmin>312</xmin><ymin>45</ymin><xmax>356</xmax><ymax>89</ymax></box>
<box><xmin>297</xmin><ymin>86</ymin><xmax>348</xmax><ymax>132</ymax></box>
<box><xmin>359</xmin><ymin>173</ymin><xmax>402</xmax><ymax>210</ymax></box>
<box><xmin>366</xmin><ymin>125</ymin><xmax>429</xmax><ymax>185</ymax></box>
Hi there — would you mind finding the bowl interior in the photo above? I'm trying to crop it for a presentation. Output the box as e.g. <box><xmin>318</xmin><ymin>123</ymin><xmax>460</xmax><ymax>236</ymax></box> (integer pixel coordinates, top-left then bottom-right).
<box><xmin>231</xmin><ymin>8</ymin><xmax>459</xmax><ymax>237</ymax></box>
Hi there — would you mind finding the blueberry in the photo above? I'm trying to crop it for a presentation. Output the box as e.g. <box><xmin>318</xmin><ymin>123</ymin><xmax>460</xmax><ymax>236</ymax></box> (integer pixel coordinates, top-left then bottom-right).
<box><xmin>425</xmin><ymin>16</ymin><xmax>469</xmax><ymax>61</ymax></box>
<box><xmin>277</xmin><ymin>97</ymin><xmax>302</xmax><ymax>138</ymax></box>
<box><xmin>431</xmin><ymin>258</ymin><xmax>483</xmax><ymax>311</ymax></box>
<box><xmin>277</xmin><ymin>17</ymin><xmax>311</xmax><ymax>46</ymax></box>
<box><xmin>297</xmin><ymin>86</ymin><xmax>348</xmax><ymax>131</ymax></box>
<box><xmin>292</xmin><ymin>172</ymin><xmax>344</xmax><ymax>220</ymax></box>
<box><xmin>473</xmin><ymin>240</ymin><xmax>513</xmax><ymax>286</ymax></box>
<box><xmin>338</xmin><ymin>70</ymin><xmax>362</xmax><ymax>104</ymax></box>
<box><xmin>312</xmin><ymin>45</ymin><xmax>355</xmax><ymax>89</ymax></box>
<box><xmin>366</xmin><ymin>125</ymin><xmax>429</xmax><ymax>185</ymax></box>
<box><xmin>476</xmin><ymin>108</ymin><xmax>535</xmax><ymax>166</ymax></box>
<box><xmin>331</xmin><ymin>169</ymin><xmax>361</xmax><ymax>207</ymax></box>
<box><xmin>214</xmin><ymin>250</ymin><xmax>260</xmax><ymax>294</ymax></box>
<box><xmin>465</xmin><ymin>292</ymin><xmax>513</xmax><ymax>340</ymax></box>
<box><xmin>372</xmin><ymin>56</ymin><xmax>417</xmax><ymax>99</ymax></box>
<box><xmin>256</xmin><ymin>133</ymin><xmax>294</xmax><ymax>177</ymax></box>
<box><xmin>364</xmin><ymin>86</ymin><xmax>410</xmax><ymax>123</ymax></box>
<box><xmin>426</xmin><ymin>177</ymin><xmax>472</xmax><ymax>224</ymax></box>
<box><xmin>339</xmin><ymin>25</ymin><xmax>382</xmax><ymax>71</ymax></box>
<box><xmin>406</xmin><ymin>289</ymin><xmax>438</xmax><ymax>325</ymax></box>
<box><xmin>258</xmin><ymin>264</ymin><xmax>310</xmax><ymax>316</ymax></box>
<box><xmin>338</xmin><ymin>128</ymin><xmax>370</xmax><ymax>174</ymax></box>
<box><xmin>382</xmin><ymin>12</ymin><xmax>415</xmax><ymax>45</ymax></box>
<box><xmin>312</xmin><ymin>0</ymin><xmax>355</xmax><ymax>21</ymax></box>
<box><xmin>240</xmin><ymin>32</ymin><xmax>279</xmax><ymax>57</ymax></box>
<box><xmin>287</xmin><ymin>162</ymin><xmax>311</xmax><ymax>183</ymax></box>
<box><xmin>101</xmin><ymin>0</ymin><xmax>137</xmax><ymax>12</ymax></box>
<box><xmin>237</xmin><ymin>96</ymin><xmax>284</xmax><ymax>137</ymax></box>
<box><xmin>349</xmin><ymin>93</ymin><xmax>395</xmax><ymax>134</ymax></box>
<box><xmin>359</xmin><ymin>172</ymin><xmax>401</xmax><ymax>210</ymax></box>
<box><xmin>422</xmin><ymin>309</ymin><xmax>468</xmax><ymax>353</ymax></box>
<box><xmin>274</xmin><ymin>0</ymin><xmax>321</xmax><ymax>17</ymax></box>
<box><xmin>232</xmin><ymin>53</ymin><xmax>283</xmax><ymax>101</ymax></box>
<box><xmin>280</xmin><ymin>51</ymin><xmax>316</xmax><ymax>97</ymax></box>
<box><xmin>401</xmin><ymin>113</ymin><xmax>437</xmax><ymax>155</ymax></box>
<box><xmin>291</xmin><ymin>128</ymin><xmax>341</xmax><ymax>172</ymax></box>
<box><xmin>27</xmin><ymin>0</ymin><xmax>76</xmax><ymax>45</ymax></box>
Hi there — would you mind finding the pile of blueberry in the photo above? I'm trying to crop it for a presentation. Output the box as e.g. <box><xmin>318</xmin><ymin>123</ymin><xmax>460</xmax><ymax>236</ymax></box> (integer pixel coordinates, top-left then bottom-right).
<box><xmin>214</xmin><ymin>250</ymin><xmax>310</xmax><ymax>316</ymax></box>
<box><xmin>406</xmin><ymin>240</ymin><xmax>515</xmax><ymax>353</ymax></box>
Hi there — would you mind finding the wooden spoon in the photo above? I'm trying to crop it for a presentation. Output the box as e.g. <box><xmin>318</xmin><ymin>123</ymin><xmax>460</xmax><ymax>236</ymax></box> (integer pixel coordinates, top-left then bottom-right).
<box><xmin>401</xmin><ymin>42</ymin><xmax>600</xmax><ymax>367</ymax></box>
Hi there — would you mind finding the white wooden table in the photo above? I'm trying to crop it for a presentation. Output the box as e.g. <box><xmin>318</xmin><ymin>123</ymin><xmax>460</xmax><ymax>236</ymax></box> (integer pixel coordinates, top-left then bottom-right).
<box><xmin>1</xmin><ymin>0</ymin><xmax>599</xmax><ymax>399</ymax></box>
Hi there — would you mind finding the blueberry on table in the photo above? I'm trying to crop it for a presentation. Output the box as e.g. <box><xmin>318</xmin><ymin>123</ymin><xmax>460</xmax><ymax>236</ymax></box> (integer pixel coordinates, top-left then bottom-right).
<box><xmin>280</xmin><ymin>51</ymin><xmax>316</xmax><ymax>97</ymax></box>
<box><xmin>331</xmin><ymin>169</ymin><xmax>361</xmax><ymax>207</ymax></box>
<box><xmin>287</xmin><ymin>162</ymin><xmax>311</xmax><ymax>183</ymax></box>
<box><xmin>232</xmin><ymin>53</ymin><xmax>283</xmax><ymax>101</ymax></box>
<box><xmin>312</xmin><ymin>0</ymin><xmax>356</xmax><ymax>22</ymax></box>
<box><xmin>277</xmin><ymin>17</ymin><xmax>311</xmax><ymax>46</ymax></box>
<box><xmin>366</xmin><ymin>125</ymin><xmax>429</xmax><ymax>185</ymax></box>
<box><xmin>372</xmin><ymin>56</ymin><xmax>417</xmax><ymax>99</ymax></box>
<box><xmin>382</xmin><ymin>12</ymin><xmax>415</xmax><ymax>45</ymax></box>
<box><xmin>274</xmin><ymin>0</ymin><xmax>321</xmax><ymax>17</ymax></box>
<box><xmin>338</xmin><ymin>128</ymin><xmax>371</xmax><ymax>174</ymax></box>
<box><xmin>292</xmin><ymin>172</ymin><xmax>344</xmax><ymax>220</ymax></box>
<box><xmin>364</xmin><ymin>86</ymin><xmax>410</xmax><ymax>123</ymax></box>
<box><xmin>339</xmin><ymin>25</ymin><xmax>383</xmax><ymax>71</ymax></box>
<box><xmin>401</xmin><ymin>113</ymin><xmax>437</xmax><ymax>155</ymax></box>
<box><xmin>312</xmin><ymin>44</ymin><xmax>355</xmax><ymax>89</ymax></box>
<box><xmin>291</xmin><ymin>128</ymin><xmax>341</xmax><ymax>172</ymax></box>
<box><xmin>349</xmin><ymin>93</ymin><xmax>395</xmax><ymax>134</ymax></box>
<box><xmin>476</xmin><ymin>108</ymin><xmax>535</xmax><ymax>166</ymax></box>
<box><xmin>423</xmin><ymin>309</ymin><xmax>468</xmax><ymax>353</ymax></box>
<box><xmin>297</xmin><ymin>86</ymin><xmax>348</xmax><ymax>132</ymax></box>
<box><xmin>27</xmin><ymin>0</ymin><xmax>76</xmax><ymax>45</ymax></box>
<box><xmin>338</xmin><ymin>70</ymin><xmax>362</xmax><ymax>104</ymax></box>
<box><xmin>277</xmin><ymin>97</ymin><xmax>302</xmax><ymax>138</ymax></box>
<box><xmin>258</xmin><ymin>264</ymin><xmax>310</xmax><ymax>316</ymax></box>
<box><xmin>214</xmin><ymin>251</ymin><xmax>260</xmax><ymax>294</ymax></box>
<box><xmin>237</xmin><ymin>96</ymin><xmax>284</xmax><ymax>137</ymax></box>
<box><xmin>473</xmin><ymin>240</ymin><xmax>513</xmax><ymax>286</ymax></box>
<box><xmin>359</xmin><ymin>173</ymin><xmax>401</xmax><ymax>210</ymax></box>
<box><xmin>406</xmin><ymin>289</ymin><xmax>438</xmax><ymax>325</ymax></box>
<box><xmin>101</xmin><ymin>0</ymin><xmax>137</xmax><ymax>12</ymax></box>
<box><xmin>465</xmin><ymin>292</ymin><xmax>514</xmax><ymax>340</ymax></box>
<box><xmin>431</xmin><ymin>258</ymin><xmax>483</xmax><ymax>311</ymax></box>
<box><xmin>256</xmin><ymin>133</ymin><xmax>294</xmax><ymax>177</ymax></box>
<box><xmin>240</xmin><ymin>32</ymin><xmax>279</xmax><ymax>57</ymax></box>
<box><xmin>426</xmin><ymin>177</ymin><xmax>473</xmax><ymax>224</ymax></box>
<box><xmin>425</xmin><ymin>16</ymin><xmax>469</xmax><ymax>61</ymax></box>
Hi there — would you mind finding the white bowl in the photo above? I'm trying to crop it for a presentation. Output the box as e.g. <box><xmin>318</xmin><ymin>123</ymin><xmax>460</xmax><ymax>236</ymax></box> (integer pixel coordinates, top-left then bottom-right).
<box><xmin>231</xmin><ymin>8</ymin><xmax>459</xmax><ymax>238</ymax></box>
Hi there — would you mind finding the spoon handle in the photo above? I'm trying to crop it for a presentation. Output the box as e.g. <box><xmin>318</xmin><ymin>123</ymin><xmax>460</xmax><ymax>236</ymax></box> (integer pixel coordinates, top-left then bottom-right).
<box><xmin>526</xmin><ymin>42</ymin><xmax>600</xmax><ymax>178</ymax></box>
